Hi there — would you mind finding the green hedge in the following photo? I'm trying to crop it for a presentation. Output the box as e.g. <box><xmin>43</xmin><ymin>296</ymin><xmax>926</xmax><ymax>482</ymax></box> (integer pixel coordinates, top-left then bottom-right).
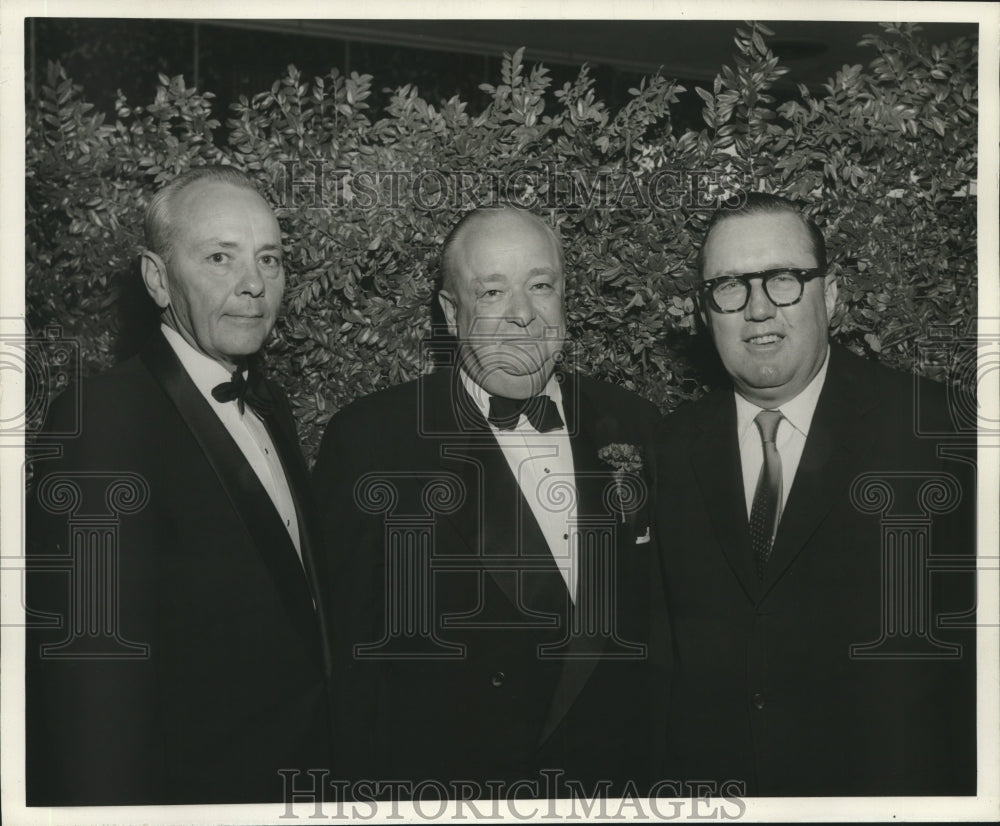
<box><xmin>26</xmin><ymin>23</ymin><xmax>978</xmax><ymax>461</ymax></box>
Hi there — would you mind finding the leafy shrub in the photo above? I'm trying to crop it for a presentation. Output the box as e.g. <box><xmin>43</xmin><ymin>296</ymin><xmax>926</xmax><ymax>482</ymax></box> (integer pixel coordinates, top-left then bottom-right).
<box><xmin>25</xmin><ymin>23</ymin><xmax>978</xmax><ymax>461</ymax></box>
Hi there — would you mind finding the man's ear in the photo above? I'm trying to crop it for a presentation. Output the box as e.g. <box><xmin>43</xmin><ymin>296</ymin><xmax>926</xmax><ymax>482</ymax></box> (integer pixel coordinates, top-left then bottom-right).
<box><xmin>823</xmin><ymin>273</ymin><xmax>838</xmax><ymax>319</ymax></box>
<box><xmin>140</xmin><ymin>250</ymin><xmax>171</xmax><ymax>310</ymax></box>
<box><xmin>438</xmin><ymin>289</ymin><xmax>458</xmax><ymax>338</ymax></box>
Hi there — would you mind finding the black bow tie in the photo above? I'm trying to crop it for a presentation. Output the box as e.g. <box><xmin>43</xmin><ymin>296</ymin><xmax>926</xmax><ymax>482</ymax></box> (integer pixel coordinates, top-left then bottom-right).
<box><xmin>487</xmin><ymin>394</ymin><xmax>564</xmax><ymax>433</ymax></box>
<box><xmin>211</xmin><ymin>364</ymin><xmax>274</xmax><ymax>417</ymax></box>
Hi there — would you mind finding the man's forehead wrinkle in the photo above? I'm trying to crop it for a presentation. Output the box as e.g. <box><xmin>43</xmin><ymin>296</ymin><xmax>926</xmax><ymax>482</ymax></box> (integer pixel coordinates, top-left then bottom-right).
<box><xmin>704</xmin><ymin>215</ymin><xmax>816</xmax><ymax>277</ymax></box>
<box><xmin>465</xmin><ymin>244</ymin><xmax>560</xmax><ymax>270</ymax></box>
<box><xmin>706</xmin><ymin>254</ymin><xmax>818</xmax><ymax>276</ymax></box>
<box><xmin>196</xmin><ymin>238</ymin><xmax>242</xmax><ymax>249</ymax></box>
<box><xmin>186</xmin><ymin>226</ymin><xmax>280</xmax><ymax>250</ymax></box>
<box><xmin>705</xmin><ymin>267</ymin><xmax>742</xmax><ymax>279</ymax></box>
<box><xmin>176</xmin><ymin>185</ymin><xmax>278</xmax><ymax>233</ymax></box>
<box><xmin>462</xmin><ymin>211</ymin><xmax>559</xmax><ymax>247</ymax></box>
<box><xmin>469</xmin><ymin>274</ymin><xmax>509</xmax><ymax>287</ymax></box>
<box><xmin>468</xmin><ymin>241</ymin><xmax>540</xmax><ymax>261</ymax></box>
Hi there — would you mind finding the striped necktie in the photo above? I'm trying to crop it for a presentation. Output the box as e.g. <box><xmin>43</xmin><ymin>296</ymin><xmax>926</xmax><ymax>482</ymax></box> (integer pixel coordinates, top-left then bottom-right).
<box><xmin>749</xmin><ymin>409</ymin><xmax>784</xmax><ymax>581</ymax></box>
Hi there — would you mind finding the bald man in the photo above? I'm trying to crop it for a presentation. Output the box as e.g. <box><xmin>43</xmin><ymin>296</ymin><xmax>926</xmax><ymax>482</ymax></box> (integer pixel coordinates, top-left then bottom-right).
<box><xmin>314</xmin><ymin>206</ymin><xmax>666</xmax><ymax>798</ymax></box>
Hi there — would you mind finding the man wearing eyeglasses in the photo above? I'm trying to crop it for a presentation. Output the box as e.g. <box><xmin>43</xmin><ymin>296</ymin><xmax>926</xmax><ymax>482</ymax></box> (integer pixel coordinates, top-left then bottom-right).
<box><xmin>653</xmin><ymin>193</ymin><xmax>975</xmax><ymax>796</ymax></box>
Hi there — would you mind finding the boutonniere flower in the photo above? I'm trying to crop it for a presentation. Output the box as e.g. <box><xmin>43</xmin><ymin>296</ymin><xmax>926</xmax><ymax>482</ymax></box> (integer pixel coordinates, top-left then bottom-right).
<box><xmin>598</xmin><ymin>443</ymin><xmax>644</xmax><ymax>523</ymax></box>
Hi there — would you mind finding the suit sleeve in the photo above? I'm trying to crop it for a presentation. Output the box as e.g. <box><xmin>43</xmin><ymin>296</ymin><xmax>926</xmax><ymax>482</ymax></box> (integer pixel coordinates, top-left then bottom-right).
<box><xmin>925</xmin><ymin>384</ymin><xmax>978</xmax><ymax>792</ymax></box>
<box><xmin>25</xmin><ymin>387</ymin><xmax>166</xmax><ymax>805</ymax></box>
<box><xmin>312</xmin><ymin>407</ymin><xmax>387</xmax><ymax>785</ymax></box>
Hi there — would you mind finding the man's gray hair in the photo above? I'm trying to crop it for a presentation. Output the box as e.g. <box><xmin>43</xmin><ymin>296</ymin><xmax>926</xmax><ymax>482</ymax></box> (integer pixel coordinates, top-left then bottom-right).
<box><xmin>144</xmin><ymin>165</ymin><xmax>260</xmax><ymax>261</ymax></box>
<box><xmin>440</xmin><ymin>205</ymin><xmax>565</xmax><ymax>293</ymax></box>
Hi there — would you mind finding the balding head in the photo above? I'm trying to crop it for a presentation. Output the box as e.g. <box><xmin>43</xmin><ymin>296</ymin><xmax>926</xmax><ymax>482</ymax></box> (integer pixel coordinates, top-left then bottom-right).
<box><xmin>437</xmin><ymin>207</ymin><xmax>567</xmax><ymax>399</ymax></box>
<box><xmin>144</xmin><ymin>165</ymin><xmax>261</xmax><ymax>263</ymax></box>
<box><xmin>441</xmin><ymin>206</ymin><xmax>564</xmax><ymax>294</ymax></box>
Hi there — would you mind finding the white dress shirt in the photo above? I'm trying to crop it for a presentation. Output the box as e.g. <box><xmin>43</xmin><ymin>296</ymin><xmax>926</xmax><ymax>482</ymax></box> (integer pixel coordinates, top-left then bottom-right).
<box><xmin>736</xmin><ymin>350</ymin><xmax>831</xmax><ymax>519</ymax></box>
<box><xmin>460</xmin><ymin>371</ymin><xmax>579</xmax><ymax>602</ymax></box>
<box><xmin>160</xmin><ymin>324</ymin><xmax>302</xmax><ymax>559</ymax></box>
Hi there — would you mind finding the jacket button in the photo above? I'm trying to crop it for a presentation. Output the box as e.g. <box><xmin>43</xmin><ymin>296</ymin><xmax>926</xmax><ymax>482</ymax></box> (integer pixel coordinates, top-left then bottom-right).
<box><xmin>491</xmin><ymin>671</ymin><xmax>505</xmax><ymax>687</ymax></box>
<box><xmin>752</xmin><ymin>692</ymin><xmax>765</xmax><ymax>710</ymax></box>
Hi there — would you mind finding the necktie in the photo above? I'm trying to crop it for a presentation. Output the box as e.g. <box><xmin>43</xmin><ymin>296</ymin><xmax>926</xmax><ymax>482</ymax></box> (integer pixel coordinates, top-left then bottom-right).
<box><xmin>487</xmin><ymin>394</ymin><xmax>564</xmax><ymax>433</ymax></box>
<box><xmin>749</xmin><ymin>409</ymin><xmax>783</xmax><ymax>581</ymax></box>
<box><xmin>211</xmin><ymin>364</ymin><xmax>275</xmax><ymax>417</ymax></box>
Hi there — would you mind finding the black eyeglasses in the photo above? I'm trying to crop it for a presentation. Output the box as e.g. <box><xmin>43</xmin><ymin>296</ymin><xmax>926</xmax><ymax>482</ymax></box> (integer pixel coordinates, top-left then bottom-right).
<box><xmin>699</xmin><ymin>267</ymin><xmax>825</xmax><ymax>313</ymax></box>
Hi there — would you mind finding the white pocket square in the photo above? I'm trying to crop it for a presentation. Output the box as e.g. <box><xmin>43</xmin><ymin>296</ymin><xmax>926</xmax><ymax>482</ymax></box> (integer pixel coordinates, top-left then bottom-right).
<box><xmin>635</xmin><ymin>527</ymin><xmax>651</xmax><ymax>545</ymax></box>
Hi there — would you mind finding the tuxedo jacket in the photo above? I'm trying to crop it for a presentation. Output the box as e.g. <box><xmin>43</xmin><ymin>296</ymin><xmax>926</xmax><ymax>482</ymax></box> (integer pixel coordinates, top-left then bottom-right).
<box><xmin>313</xmin><ymin>369</ymin><xmax>667</xmax><ymax>797</ymax></box>
<box><xmin>654</xmin><ymin>345</ymin><xmax>976</xmax><ymax>796</ymax></box>
<box><xmin>25</xmin><ymin>331</ymin><xmax>332</xmax><ymax>805</ymax></box>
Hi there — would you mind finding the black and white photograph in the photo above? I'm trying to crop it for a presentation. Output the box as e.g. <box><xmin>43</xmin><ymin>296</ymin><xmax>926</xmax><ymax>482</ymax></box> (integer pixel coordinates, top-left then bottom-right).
<box><xmin>1</xmin><ymin>1</ymin><xmax>998</xmax><ymax>823</ymax></box>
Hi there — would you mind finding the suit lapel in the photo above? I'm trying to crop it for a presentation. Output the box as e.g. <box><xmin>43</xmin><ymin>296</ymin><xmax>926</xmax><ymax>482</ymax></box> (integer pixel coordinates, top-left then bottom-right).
<box><xmin>421</xmin><ymin>371</ymin><xmax>639</xmax><ymax>746</ymax></box>
<box><xmin>538</xmin><ymin>374</ymin><xmax>619</xmax><ymax>747</ymax></box>
<box><xmin>689</xmin><ymin>390</ymin><xmax>760</xmax><ymax>601</ymax></box>
<box><xmin>261</xmin><ymin>398</ymin><xmax>333</xmax><ymax>678</ymax></box>
<box><xmin>426</xmin><ymin>371</ymin><xmax>563</xmax><ymax>617</ymax></box>
<box><xmin>761</xmin><ymin>347</ymin><xmax>877</xmax><ymax>594</ymax></box>
<box><xmin>140</xmin><ymin>332</ymin><xmax>319</xmax><ymax>644</ymax></box>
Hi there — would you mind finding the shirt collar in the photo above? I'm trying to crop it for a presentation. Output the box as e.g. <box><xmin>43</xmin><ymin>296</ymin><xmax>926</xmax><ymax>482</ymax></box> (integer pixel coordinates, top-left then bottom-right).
<box><xmin>160</xmin><ymin>323</ymin><xmax>240</xmax><ymax>405</ymax></box>
<box><xmin>735</xmin><ymin>347</ymin><xmax>831</xmax><ymax>441</ymax></box>
<box><xmin>459</xmin><ymin>368</ymin><xmax>566</xmax><ymax>430</ymax></box>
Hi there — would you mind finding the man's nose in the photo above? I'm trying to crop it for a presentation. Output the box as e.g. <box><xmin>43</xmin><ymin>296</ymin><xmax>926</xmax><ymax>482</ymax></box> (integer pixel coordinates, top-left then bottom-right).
<box><xmin>505</xmin><ymin>289</ymin><xmax>535</xmax><ymax>327</ymax></box>
<box><xmin>235</xmin><ymin>259</ymin><xmax>265</xmax><ymax>297</ymax></box>
<box><xmin>744</xmin><ymin>279</ymin><xmax>777</xmax><ymax>322</ymax></box>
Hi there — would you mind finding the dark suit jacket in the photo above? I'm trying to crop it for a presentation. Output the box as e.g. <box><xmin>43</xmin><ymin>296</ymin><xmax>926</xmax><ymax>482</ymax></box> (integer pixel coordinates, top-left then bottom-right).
<box><xmin>654</xmin><ymin>344</ymin><xmax>976</xmax><ymax>796</ymax></box>
<box><xmin>25</xmin><ymin>330</ymin><xmax>333</xmax><ymax>805</ymax></box>
<box><xmin>313</xmin><ymin>369</ymin><xmax>667</xmax><ymax>798</ymax></box>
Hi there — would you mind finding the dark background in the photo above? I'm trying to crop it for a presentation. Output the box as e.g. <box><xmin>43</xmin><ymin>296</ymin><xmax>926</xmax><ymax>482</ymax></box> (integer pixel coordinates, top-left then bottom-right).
<box><xmin>26</xmin><ymin>18</ymin><xmax>976</xmax><ymax>134</ymax></box>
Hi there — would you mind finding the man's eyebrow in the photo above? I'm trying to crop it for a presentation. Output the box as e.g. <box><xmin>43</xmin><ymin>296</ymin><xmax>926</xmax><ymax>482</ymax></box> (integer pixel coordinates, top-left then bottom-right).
<box><xmin>194</xmin><ymin>240</ymin><xmax>282</xmax><ymax>253</ymax></box>
<box><xmin>528</xmin><ymin>267</ymin><xmax>558</xmax><ymax>277</ymax></box>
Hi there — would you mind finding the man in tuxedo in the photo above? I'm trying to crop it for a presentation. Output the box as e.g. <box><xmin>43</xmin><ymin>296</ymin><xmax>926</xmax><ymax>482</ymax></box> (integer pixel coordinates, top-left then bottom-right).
<box><xmin>655</xmin><ymin>193</ymin><xmax>976</xmax><ymax>795</ymax></box>
<box><xmin>25</xmin><ymin>166</ymin><xmax>332</xmax><ymax>805</ymax></box>
<box><xmin>313</xmin><ymin>206</ymin><xmax>665</xmax><ymax>798</ymax></box>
